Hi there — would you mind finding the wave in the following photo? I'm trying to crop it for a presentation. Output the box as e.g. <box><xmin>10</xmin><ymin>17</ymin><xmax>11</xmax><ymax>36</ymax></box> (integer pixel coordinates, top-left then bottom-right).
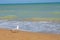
<box><xmin>0</xmin><ymin>20</ymin><xmax>60</xmax><ymax>34</ymax></box>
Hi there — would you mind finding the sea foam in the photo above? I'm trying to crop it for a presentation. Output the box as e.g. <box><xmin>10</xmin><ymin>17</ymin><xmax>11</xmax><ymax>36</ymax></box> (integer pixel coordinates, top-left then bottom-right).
<box><xmin>0</xmin><ymin>20</ymin><xmax>60</xmax><ymax>34</ymax></box>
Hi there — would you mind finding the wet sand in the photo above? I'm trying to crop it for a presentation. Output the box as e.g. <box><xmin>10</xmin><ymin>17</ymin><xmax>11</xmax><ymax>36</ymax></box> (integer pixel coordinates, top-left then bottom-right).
<box><xmin>0</xmin><ymin>29</ymin><xmax>60</xmax><ymax>40</ymax></box>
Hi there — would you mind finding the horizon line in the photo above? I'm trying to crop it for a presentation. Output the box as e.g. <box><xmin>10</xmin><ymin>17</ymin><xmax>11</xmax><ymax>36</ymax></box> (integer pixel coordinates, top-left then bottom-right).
<box><xmin>0</xmin><ymin>2</ymin><xmax>60</xmax><ymax>4</ymax></box>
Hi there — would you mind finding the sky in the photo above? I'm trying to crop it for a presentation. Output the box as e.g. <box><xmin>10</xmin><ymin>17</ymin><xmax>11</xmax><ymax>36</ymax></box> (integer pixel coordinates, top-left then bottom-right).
<box><xmin>0</xmin><ymin>0</ymin><xmax>60</xmax><ymax>4</ymax></box>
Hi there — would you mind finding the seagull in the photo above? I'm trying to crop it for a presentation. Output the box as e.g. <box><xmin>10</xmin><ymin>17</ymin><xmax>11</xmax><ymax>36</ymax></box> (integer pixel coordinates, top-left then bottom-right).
<box><xmin>16</xmin><ymin>25</ymin><xmax>19</xmax><ymax>30</ymax></box>
<box><xmin>10</xmin><ymin>25</ymin><xmax>20</xmax><ymax>33</ymax></box>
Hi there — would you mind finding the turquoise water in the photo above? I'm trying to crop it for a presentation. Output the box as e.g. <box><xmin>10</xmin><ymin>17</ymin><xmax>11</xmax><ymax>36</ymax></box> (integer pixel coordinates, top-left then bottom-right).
<box><xmin>0</xmin><ymin>3</ymin><xmax>60</xmax><ymax>18</ymax></box>
<box><xmin>0</xmin><ymin>3</ymin><xmax>60</xmax><ymax>34</ymax></box>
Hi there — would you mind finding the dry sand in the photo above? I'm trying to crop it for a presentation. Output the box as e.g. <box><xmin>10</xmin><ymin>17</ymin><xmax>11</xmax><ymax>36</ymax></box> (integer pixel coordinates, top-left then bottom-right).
<box><xmin>0</xmin><ymin>29</ymin><xmax>60</xmax><ymax>40</ymax></box>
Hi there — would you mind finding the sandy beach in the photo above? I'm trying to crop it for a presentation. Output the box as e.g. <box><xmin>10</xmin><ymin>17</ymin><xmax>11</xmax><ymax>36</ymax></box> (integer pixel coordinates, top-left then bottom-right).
<box><xmin>0</xmin><ymin>2</ymin><xmax>60</xmax><ymax>40</ymax></box>
<box><xmin>0</xmin><ymin>29</ymin><xmax>60</xmax><ymax>40</ymax></box>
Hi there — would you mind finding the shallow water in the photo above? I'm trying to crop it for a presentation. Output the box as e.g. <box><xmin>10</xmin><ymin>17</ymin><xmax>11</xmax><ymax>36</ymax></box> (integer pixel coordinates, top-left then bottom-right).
<box><xmin>0</xmin><ymin>20</ymin><xmax>60</xmax><ymax>34</ymax></box>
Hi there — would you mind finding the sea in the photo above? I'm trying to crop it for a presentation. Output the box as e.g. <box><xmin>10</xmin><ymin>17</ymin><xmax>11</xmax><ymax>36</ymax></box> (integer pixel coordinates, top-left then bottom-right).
<box><xmin>0</xmin><ymin>3</ymin><xmax>60</xmax><ymax>34</ymax></box>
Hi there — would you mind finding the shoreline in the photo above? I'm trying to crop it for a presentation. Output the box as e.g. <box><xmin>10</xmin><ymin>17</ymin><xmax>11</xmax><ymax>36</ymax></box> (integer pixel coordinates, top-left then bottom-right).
<box><xmin>0</xmin><ymin>19</ymin><xmax>60</xmax><ymax>34</ymax></box>
<box><xmin>0</xmin><ymin>29</ymin><xmax>60</xmax><ymax>40</ymax></box>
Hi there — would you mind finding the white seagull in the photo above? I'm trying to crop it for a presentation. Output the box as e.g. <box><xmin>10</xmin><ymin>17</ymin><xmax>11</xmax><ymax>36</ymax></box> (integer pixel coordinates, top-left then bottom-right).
<box><xmin>12</xmin><ymin>25</ymin><xmax>20</xmax><ymax>30</ymax></box>
<box><xmin>11</xmin><ymin>25</ymin><xmax>20</xmax><ymax>33</ymax></box>
<box><xmin>16</xmin><ymin>25</ymin><xmax>19</xmax><ymax>30</ymax></box>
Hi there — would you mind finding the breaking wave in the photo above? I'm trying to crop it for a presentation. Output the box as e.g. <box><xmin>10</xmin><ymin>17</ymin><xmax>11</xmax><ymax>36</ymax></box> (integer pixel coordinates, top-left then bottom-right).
<box><xmin>0</xmin><ymin>20</ymin><xmax>60</xmax><ymax>34</ymax></box>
